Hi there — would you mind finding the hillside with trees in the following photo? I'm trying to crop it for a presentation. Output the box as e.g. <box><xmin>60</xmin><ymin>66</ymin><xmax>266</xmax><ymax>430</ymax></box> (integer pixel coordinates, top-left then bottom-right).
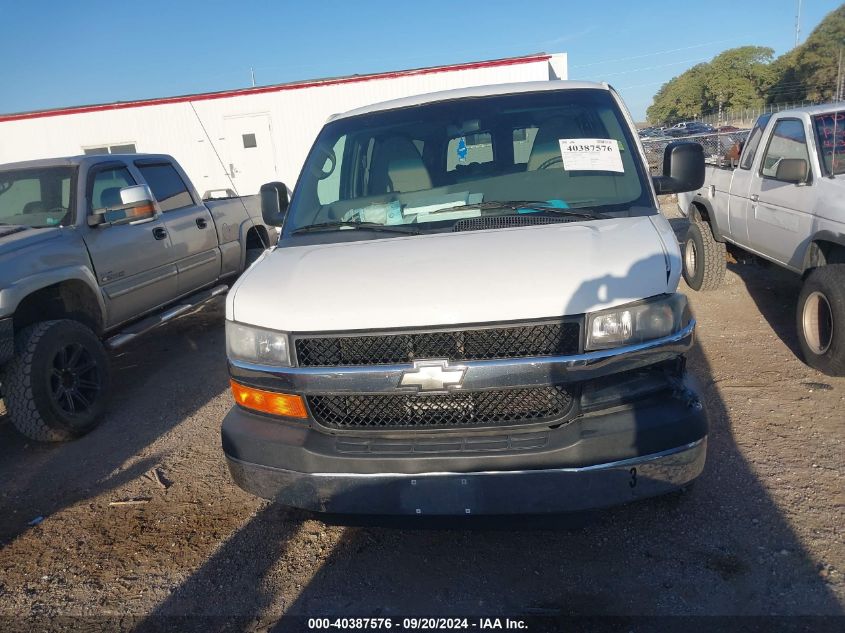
<box><xmin>646</xmin><ymin>4</ymin><xmax>845</xmax><ymax>124</ymax></box>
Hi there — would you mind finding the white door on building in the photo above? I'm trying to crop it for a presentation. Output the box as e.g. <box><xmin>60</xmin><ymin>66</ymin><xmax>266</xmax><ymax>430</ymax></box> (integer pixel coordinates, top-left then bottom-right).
<box><xmin>223</xmin><ymin>114</ymin><xmax>278</xmax><ymax>195</ymax></box>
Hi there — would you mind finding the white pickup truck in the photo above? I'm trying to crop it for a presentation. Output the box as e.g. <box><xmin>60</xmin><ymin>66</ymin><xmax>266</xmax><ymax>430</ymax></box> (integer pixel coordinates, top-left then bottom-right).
<box><xmin>678</xmin><ymin>105</ymin><xmax>845</xmax><ymax>375</ymax></box>
<box><xmin>221</xmin><ymin>81</ymin><xmax>708</xmax><ymax>515</ymax></box>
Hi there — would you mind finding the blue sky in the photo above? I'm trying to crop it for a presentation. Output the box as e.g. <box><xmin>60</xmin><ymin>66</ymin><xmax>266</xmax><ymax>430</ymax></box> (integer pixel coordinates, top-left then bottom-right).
<box><xmin>0</xmin><ymin>0</ymin><xmax>840</xmax><ymax>120</ymax></box>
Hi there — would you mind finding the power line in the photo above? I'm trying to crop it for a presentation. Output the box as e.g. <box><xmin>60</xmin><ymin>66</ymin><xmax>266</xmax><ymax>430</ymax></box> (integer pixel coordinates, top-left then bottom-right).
<box><xmin>571</xmin><ymin>39</ymin><xmax>736</xmax><ymax>70</ymax></box>
<box><xmin>597</xmin><ymin>57</ymin><xmax>712</xmax><ymax>79</ymax></box>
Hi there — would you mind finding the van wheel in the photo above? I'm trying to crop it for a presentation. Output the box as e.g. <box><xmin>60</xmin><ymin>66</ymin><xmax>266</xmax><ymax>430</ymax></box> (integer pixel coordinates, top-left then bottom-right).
<box><xmin>797</xmin><ymin>266</ymin><xmax>845</xmax><ymax>376</ymax></box>
<box><xmin>2</xmin><ymin>320</ymin><xmax>110</xmax><ymax>442</ymax></box>
<box><xmin>683</xmin><ymin>221</ymin><xmax>726</xmax><ymax>291</ymax></box>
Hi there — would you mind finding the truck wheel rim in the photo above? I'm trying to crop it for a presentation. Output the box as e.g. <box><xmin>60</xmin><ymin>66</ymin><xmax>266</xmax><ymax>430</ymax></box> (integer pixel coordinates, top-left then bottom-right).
<box><xmin>49</xmin><ymin>343</ymin><xmax>101</xmax><ymax>418</ymax></box>
<box><xmin>802</xmin><ymin>291</ymin><xmax>833</xmax><ymax>355</ymax></box>
<box><xmin>685</xmin><ymin>238</ymin><xmax>697</xmax><ymax>278</ymax></box>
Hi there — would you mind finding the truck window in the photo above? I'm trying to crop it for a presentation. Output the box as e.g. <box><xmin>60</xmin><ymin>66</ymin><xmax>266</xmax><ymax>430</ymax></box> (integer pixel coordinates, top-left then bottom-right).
<box><xmin>0</xmin><ymin>166</ymin><xmax>75</xmax><ymax>228</ymax></box>
<box><xmin>739</xmin><ymin>113</ymin><xmax>773</xmax><ymax>170</ymax></box>
<box><xmin>812</xmin><ymin>112</ymin><xmax>845</xmax><ymax>176</ymax></box>
<box><xmin>90</xmin><ymin>167</ymin><xmax>136</xmax><ymax>210</ymax></box>
<box><xmin>760</xmin><ymin>119</ymin><xmax>810</xmax><ymax>180</ymax></box>
<box><xmin>137</xmin><ymin>163</ymin><xmax>194</xmax><ymax>212</ymax></box>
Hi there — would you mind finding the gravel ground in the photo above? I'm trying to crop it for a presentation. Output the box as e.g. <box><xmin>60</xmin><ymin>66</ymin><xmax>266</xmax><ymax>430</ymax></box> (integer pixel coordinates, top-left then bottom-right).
<box><xmin>0</xmin><ymin>201</ymin><xmax>842</xmax><ymax>631</ymax></box>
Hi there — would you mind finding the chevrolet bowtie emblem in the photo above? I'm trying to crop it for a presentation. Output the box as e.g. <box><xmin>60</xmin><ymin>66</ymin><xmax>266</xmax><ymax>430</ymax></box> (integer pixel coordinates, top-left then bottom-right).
<box><xmin>399</xmin><ymin>360</ymin><xmax>467</xmax><ymax>392</ymax></box>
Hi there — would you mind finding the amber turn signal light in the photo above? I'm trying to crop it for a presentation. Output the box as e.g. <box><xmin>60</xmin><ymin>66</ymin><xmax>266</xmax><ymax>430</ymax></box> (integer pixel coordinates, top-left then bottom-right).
<box><xmin>230</xmin><ymin>380</ymin><xmax>308</xmax><ymax>419</ymax></box>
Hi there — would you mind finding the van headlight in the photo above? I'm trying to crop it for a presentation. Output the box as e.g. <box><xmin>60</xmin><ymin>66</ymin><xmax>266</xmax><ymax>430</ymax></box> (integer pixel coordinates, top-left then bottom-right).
<box><xmin>585</xmin><ymin>294</ymin><xmax>691</xmax><ymax>351</ymax></box>
<box><xmin>226</xmin><ymin>320</ymin><xmax>291</xmax><ymax>366</ymax></box>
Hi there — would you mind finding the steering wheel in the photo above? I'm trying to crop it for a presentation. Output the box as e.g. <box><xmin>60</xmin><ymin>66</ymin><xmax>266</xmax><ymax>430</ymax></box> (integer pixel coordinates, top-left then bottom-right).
<box><xmin>537</xmin><ymin>156</ymin><xmax>563</xmax><ymax>170</ymax></box>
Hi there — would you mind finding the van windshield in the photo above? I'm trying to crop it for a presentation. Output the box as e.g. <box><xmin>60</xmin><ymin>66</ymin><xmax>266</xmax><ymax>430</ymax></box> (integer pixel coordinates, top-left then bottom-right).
<box><xmin>284</xmin><ymin>89</ymin><xmax>653</xmax><ymax>237</ymax></box>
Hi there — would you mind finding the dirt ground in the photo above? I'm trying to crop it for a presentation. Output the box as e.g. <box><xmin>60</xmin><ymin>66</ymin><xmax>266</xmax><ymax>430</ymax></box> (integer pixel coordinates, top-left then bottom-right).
<box><xmin>0</xmin><ymin>200</ymin><xmax>842</xmax><ymax>631</ymax></box>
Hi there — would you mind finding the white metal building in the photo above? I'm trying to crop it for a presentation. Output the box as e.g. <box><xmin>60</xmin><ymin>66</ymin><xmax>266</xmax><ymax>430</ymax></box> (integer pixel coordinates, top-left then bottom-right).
<box><xmin>0</xmin><ymin>53</ymin><xmax>567</xmax><ymax>196</ymax></box>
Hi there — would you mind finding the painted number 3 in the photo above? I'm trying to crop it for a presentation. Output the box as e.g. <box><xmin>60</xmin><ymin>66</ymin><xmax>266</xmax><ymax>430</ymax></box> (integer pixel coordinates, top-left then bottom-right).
<box><xmin>629</xmin><ymin>467</ymin><xmax>637</xmax><ymax>488</ymax></box>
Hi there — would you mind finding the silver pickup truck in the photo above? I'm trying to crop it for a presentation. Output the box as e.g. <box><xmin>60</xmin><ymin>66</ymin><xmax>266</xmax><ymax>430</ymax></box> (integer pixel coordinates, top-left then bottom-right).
<box><xmin>678</xmin><ymin>105</ymin><xmax>845</xmax><ymax>376</ymax></box>
<box><xmin>0</xmin><ymin>153</ymin><xmax>274</xmax><ymax>441</ymax></box>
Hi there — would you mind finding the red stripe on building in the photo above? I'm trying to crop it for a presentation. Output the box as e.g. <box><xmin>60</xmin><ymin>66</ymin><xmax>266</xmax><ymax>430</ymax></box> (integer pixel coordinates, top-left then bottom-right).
<box><xmin>0</xmin><ymin>54</ymin><xmax>552</xmax><ymax>123</ymax></box>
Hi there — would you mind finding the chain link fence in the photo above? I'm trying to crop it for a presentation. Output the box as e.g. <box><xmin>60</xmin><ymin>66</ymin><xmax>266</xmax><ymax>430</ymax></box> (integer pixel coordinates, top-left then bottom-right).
<box><xmin>640</xmin><ymin>130</ymin><xmax>750</xmax><ymax>175</ymax></box>
<box><xmin>697</xmin><ymin>100</ymin><xmax>823</xmax><ymax>128</ymax></box>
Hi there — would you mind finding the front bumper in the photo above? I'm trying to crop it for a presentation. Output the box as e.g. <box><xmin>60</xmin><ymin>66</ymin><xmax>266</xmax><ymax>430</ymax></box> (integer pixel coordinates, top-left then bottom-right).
<box><xmin>222</xmin><ymin>389</ymin><xmax>708</xmax><ymax>515</ymax></box>
<box><xmin>0</xmin><ymin>317</ymin><xmax>13</xmax><ymax>366</ymax></box>
<box><xmin>226</xmin><ymin>439</ymin><xmax>706</xmax><ymax>515</ymax></box>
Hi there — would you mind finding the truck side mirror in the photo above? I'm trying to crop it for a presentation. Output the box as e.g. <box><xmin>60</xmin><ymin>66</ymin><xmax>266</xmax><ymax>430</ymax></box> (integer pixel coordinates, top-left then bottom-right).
<box><xmin>775</xmin><ymin>158</ymin><xmax>809</xmax><ymax>184</ymax></box>
<box><xmin>652</xmin><ymin>141</ymin><xmax>705</xmax><ymax>195</ymax></box>
<box><xmin>88</xmin><ymin>184</ymin><xmax>159</xmax><ymax>227</ymax></box>
<box><xmin>260</xmin><ymin>182</ymin><xmax>289</xmax><ymax>227</ymax></box>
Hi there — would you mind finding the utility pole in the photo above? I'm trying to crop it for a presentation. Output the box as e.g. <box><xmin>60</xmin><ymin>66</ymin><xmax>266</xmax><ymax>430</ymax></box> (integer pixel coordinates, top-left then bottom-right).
<box><xmin>795</xmin><ymin>0</ymin><xmax>802</xmax><ymax>47</ymax></box>
<box><xmin>837</xmin><ymin>48</ymin><xmax>844</xmax><ymax>102</ymax></box>
<box><xmin>250</xmin><ymin>67</ymin><xmax>256</xmax><ymax>88</ymax></box>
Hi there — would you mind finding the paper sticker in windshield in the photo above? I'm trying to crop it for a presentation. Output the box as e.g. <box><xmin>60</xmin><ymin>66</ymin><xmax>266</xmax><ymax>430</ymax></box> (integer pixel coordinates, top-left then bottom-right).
<box><xmin>457</xmin><ymin>137</ymin><xmax>468</xmax><ymax>162</ymax></box>
<box><xmin>558</xmin><ymin>138</ymin><xmax>624</xmax><ymax>173</ymax></box>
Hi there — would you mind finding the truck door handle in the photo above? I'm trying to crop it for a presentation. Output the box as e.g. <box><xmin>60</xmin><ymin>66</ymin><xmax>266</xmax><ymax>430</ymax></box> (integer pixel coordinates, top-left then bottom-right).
<box><xmin>152</xmin><ymin>227</ymin><xmax>168</xmax><ymax>240</ymax></box>
<box><xmin>750</xmin><ymin>194</ymin><xmax>759</xmax><ymax>203</ymax></box>
<box><xmin>196</xmin><ymin>217</ymin><xmax>208</xmax><ymax>229</ymax></box>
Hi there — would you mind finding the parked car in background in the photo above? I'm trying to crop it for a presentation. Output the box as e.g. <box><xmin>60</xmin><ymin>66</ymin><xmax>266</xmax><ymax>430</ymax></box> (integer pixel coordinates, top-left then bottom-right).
<box><xmin>667</xmin><ymin>122</ymin><xmax>715</xmax><ymax>137</ymax></box>
<box><xmin>678</xmin><ymin>105</ymin><xmax>845</xmax><ymax>375</ymax></box>
<box><xmin>0</xmin><ymin>154</ymin><xmax>275</xmax><ymax>441</ymax></box>
<box><xmin>639</xmin><ymin>126</ymin><xmax>666</xmax><ymax>138</ymax></box>
<box><xmin>222</xmin><ymin>81</ymin><xmax>708</xmax><ymax>515</ymax></box>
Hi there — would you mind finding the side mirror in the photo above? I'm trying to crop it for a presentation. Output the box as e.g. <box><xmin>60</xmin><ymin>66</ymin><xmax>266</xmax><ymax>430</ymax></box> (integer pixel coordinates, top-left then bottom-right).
<box><xmin>260</xmin><ymin>181</ymin><xmax>289</xmax><ymax>227</ymax></box>
<box><xmin>88</xmin><ymin>184</ymin><xmax>159</xmax><ymax>227</ymax></box>
<box><xmin>652</xmin><ymin>141</ymin><xmax>705</xmax><ymax>194</ymax></box>
<box><xmin>775</xmin><ymin>158</ymin><xmax>809</xmax><ymax>184</ymax></box>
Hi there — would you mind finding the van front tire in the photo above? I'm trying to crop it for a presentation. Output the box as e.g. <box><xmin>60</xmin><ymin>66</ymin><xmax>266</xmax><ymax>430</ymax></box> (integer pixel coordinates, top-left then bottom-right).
<box><xmin>2</xmin><ymin>320</ymin><xmax>110</xmax><ymax>442</ymax></box>
<box><xmin>683</xmin><ymin>221</ymin><xmax>726</xmax><ymax>291</ymax></box>
<box><xmin>797</xmin><ymin>265</ymin><xmax>845</xmax><ymax>376</ymax></box>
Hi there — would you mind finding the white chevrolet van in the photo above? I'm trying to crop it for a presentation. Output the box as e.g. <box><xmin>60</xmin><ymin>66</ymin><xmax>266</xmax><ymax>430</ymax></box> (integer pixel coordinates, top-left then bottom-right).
<box><xmin>221</xmin><ymin>81</ymin><xmax>708</xmax><ymax>515</ymax></box>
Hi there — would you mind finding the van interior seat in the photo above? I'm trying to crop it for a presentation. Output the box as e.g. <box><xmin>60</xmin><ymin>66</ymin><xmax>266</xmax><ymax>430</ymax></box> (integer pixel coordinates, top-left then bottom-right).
<box><xmin>369</xmin><ymin>137</ymin><xmax>432</xmax><ymax>194</ymax></box>
<box><xmin>22</xmin><ymin>201</ymin><xmax>47</xmax><ymax>214</ymax></box>
<box><xmin>527</xmin><ymin>117</ymin><xmax>584</xmax><ymax>171</ymax></box>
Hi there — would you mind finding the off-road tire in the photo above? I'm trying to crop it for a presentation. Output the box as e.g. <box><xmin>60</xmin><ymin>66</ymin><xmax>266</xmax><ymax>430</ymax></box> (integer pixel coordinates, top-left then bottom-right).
<box><xmin>796</xmin><ymin>265</ymin><xmax>845</xmax><ymax>376</ymax></box>
<box><xmin>683</xmin><ymin>220</ymin><xmax>726</xmax><ymax>291</ymax></box>
<box><xmin>2</xmin><ymin>320</ymin><xmax>110</xmax><ymax>442</ymax></box>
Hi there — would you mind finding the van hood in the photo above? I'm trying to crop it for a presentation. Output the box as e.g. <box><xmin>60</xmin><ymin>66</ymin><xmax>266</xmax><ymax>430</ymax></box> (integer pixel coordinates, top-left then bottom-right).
<box><xmin>229</xmin><ymin>216</ymin><xmax>678</xmax><ymax>332</ymax></box>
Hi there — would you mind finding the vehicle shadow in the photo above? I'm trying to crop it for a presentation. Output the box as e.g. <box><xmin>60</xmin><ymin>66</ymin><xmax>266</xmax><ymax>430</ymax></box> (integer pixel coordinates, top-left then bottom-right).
<box><xmin>136</xmin><ymin>251</ymin><xmax>842</xmax><ymax>630</ymax></box>
<box><xmin>0</xmin><ymin>299</ymin><xmax>230</xmax><ymax>544</ymax></box>
<box><xmin>724</xmin><ymin>259</ymin><xmax>804</xmax><ymax>358</ymax></box>
<box><xmin>668</xmin><ymin>212</ymin><xmax>804</xmax><ymax>359</ymax></box>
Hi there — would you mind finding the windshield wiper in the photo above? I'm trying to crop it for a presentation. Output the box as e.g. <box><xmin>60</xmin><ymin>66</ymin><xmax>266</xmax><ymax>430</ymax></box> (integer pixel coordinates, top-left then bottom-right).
<box><xmin>443</xmin><ymin>201</ymin><xmax>608</xmax><ymax>220</ymax></box>
<box><xmin>292</xmin><ymin>221</ymin><xmax>420</xmax><ymax>235</ymax></box>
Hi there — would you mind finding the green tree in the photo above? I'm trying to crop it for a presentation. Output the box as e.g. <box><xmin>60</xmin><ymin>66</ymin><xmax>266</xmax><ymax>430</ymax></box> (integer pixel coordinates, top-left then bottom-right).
<box><xmin>647</xmin><ymin>4</ymin><xmax>845</xmax><ymax>124</ymax></box>
<box><xmin>646</xmin><ymin>47</ymin><xmax>774</xmax><ymax>124</ymax></box>
<box><xmin>768</xmin><ymin>5</ymin><xmax>845</xmax><ymax>103</ymax></box>
<box><xmin>646</xmin><ymin>64</ymin><xmax>707</xmax><ymax>123</ymax></box>
<box><xmin>702</xmin><ymin>46</ymin><xmax>775</xmax><ymax>112</ymax></box>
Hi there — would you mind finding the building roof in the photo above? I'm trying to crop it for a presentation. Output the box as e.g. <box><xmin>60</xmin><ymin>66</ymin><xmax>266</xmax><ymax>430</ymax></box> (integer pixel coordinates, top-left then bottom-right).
<box><xmin>0</xmin><ymin>53</ymin><xmax>554</xmax><ymax>124</ymax></box>
<box><xmin>330</xmin><ymin>80</ymin><xmax>607</xmax><ymax>121</ymax></box>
